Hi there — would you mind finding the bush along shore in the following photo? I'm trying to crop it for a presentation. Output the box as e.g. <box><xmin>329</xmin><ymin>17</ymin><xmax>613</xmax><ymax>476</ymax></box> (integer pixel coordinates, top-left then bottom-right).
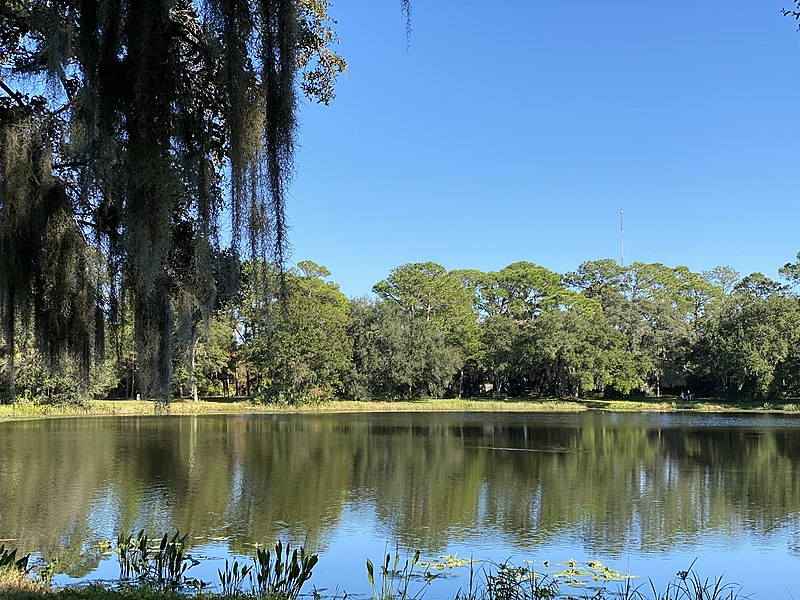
<box><xmin>0</xmin><ymin>534</ymin><xmax>747</xmax><ymax>600</ymax></box>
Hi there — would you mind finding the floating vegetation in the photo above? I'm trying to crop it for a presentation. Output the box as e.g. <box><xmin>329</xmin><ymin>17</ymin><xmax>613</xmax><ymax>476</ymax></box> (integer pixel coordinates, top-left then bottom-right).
<box><xmin>422</xmin><ymin>555</ymin><xmax>475</xmax><ymax>571</ymax></box>
<box><xmin>547</xmin><ymin>558</ymin><xmax>630</xmax><ymax>587</ymax></box>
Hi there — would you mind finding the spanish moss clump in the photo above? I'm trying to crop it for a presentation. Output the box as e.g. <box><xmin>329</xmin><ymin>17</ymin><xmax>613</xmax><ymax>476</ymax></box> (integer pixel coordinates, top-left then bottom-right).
<box><xmin>0</xmin><ymin>0</ymin><xmax>346</xmax><ymax>404</ymax></box>
<box><xmin>400</xmin><ymin>0</ymin><xmax>412</xmax><ymax>44</ymax></box>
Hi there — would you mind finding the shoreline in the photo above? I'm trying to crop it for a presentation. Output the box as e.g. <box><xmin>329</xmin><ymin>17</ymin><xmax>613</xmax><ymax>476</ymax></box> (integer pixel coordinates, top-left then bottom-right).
<box><xmin>0</xmin><ymin>395</ymin><xmax>796</xmax><ymax>422</ymax></box>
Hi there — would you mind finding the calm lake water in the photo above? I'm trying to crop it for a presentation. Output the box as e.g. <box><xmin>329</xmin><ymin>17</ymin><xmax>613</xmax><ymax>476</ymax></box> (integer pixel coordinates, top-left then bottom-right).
<box><xmin>1</xmin><ymin>411</ymin><xmax>800</xmax><ymax>597</ymax></box>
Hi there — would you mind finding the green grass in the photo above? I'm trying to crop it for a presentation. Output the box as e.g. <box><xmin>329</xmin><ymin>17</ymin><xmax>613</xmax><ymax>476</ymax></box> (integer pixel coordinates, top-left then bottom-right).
<box><xmin>0</xmin><ymin>582</ymin><xmax>188</xmax><ymax>600</ymax></box>
<box><xmin>2</xmin><ymin>394</ymin><xmax>800</xmax><ymax>423</ymax></box>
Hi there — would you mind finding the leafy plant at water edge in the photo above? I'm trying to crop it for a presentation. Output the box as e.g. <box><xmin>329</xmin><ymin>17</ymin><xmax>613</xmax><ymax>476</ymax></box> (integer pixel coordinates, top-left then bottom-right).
<box><xmin>116</xmin><ymin>530</ymin><xmax>192</xmax><ymax>588</ymax></box>
<box><xmin>642</xmin><ymin>560</ymin><xmax>743</xmax><ymax>600</ymax></box>
<box><xmin>35</xmin><ymin>558</ymin><xmax>59</xmax><ymax>586</ymax></box>
<box><xmin>366</xmin><ymin>548</ymin><xmax>439</xmax><ymax>600</ymax></box>
<box><xmin>581</xmin><ymin>559</ymin><xmax>743</xmax><ymax>600</ymax></box>
<box><xmin>253</xmin><ymin>540</ymin><xmax>318</xmax><ymax>600</ymax></box>
<box><xmin>482</xmin><ymin>562</ymin><xmax>558</xmax><ymax>600</ymax></box>
<box><xmin>0</xmin><ymin>544</ymin><xmax>29</xmax><ymax>572</ymax></box>
<box><xmin>219</xmin><ymin>559</ymin><xmax>253</xmax><ymax>597</ymax></box>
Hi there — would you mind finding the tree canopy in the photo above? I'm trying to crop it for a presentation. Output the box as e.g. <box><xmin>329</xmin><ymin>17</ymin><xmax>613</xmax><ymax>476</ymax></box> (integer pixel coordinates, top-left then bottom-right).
<box><xmin>0</xmin><ymin>0</ymin><xmax>345</xmax><ymax>401</ymax></box>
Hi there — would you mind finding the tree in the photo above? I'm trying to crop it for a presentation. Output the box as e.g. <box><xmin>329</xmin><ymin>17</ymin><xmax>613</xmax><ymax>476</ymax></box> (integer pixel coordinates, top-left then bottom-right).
<box><xmin>374</xmin><ymin>262</ymin><xmax>480</xmax><ymax>395</ymax></box>
<box><xmin>347</xmin><ymin>299</ymin><xmax>461</xmax><ymax>400</ymax></box>
<box><xmin>0</xmin><ymin>0</ymin><xmax>345</xmax><ymax>403</ymax></box>
<box><xmin>567</xmin><ymin>260</ymin><xmax>725</xmax><ymax>396</ymax></box>
<box><xmin>373</xmin><ymin>262</ymin><xmax>473</xmax><ymax>330</ymax></box>
<box><xmin>704</xmin><ymin>266</ymin><xmax>739</xmax><ymax>296</ymax></box>
<box><xmin>692</xmin><ymin>273</ymin><xmax>800</xmax><ymax>397</ymax></box>
<box><xmin>242</xmin><ymin>261</ymin><xmax>352</xmax><ymax>404</ymax></box>
<box><xmin>191</xmin><ymin>312</ymin><xmax>238</xmax><ymax>398</ymax></box>
<box><xmin>479</xmin><ymin>314</ymin><xmax>523</xmax><ymax>395</ymax></box>
<box><xmin>522</xmin><ymin>309</ymin><xmax>649</xmax><ymax>397</ymax></box>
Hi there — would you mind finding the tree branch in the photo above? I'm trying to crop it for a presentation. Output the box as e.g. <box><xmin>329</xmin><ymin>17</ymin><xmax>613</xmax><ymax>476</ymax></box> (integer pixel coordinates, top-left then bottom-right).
<box><xmin>0</xmin><ymin>78</ymin><xmax>25</xmax><ymax>106</ymax></box>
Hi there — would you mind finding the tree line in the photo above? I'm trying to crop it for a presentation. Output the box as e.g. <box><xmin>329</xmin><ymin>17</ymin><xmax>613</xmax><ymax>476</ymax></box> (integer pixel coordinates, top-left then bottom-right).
<box><xmin>5</xmin><ymin>253</ymin><xmax>800</xmax><ymax>404</ymax></box>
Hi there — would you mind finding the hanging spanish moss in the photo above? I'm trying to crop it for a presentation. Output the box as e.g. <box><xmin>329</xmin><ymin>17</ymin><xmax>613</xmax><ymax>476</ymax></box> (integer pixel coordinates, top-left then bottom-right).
<box><xmin>400</xmin><ymin>0</ymin><xmax>412</xmax><ymax>44</ymax></box>
<box><xmin>0</xmin><ymin>0</ymin><xmax>346</xmax><ymax>404</ymax></box>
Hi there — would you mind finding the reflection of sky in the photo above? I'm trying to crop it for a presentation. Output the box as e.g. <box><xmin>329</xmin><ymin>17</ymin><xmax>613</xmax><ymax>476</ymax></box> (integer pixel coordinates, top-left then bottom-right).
<box><xmin>50</xmin><ymin>499</ymin><xmax>800</xmax><ymax>599</ymax></box>
<box><xmin>9</xmin><ymin>412</ymin><xmax>800</xmax><ymax>598</ymax></box>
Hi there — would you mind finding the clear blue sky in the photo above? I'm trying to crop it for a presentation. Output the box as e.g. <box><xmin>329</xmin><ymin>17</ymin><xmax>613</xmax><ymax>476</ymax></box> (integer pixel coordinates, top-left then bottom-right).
<box><xmin>286</xmin><ymin>1</ymin><xmax>800</xmax><ymax>298</ymax></box>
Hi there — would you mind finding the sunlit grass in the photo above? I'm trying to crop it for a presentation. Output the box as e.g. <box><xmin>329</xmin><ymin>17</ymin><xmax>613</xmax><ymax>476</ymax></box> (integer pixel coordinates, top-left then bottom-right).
<box><xmin>2</xmin><ymin>395</ymin><xmax>800</xmax><ymax>423</ymax></box>
<box><xmin>0</xmin><ymin>397</ymin><xmax>585</xmax><ymax>421</ymax></box>
<box><xmin>0</xmin><ymin>567</ymin><xmax>44</xmax><ymax>596</ymax></box>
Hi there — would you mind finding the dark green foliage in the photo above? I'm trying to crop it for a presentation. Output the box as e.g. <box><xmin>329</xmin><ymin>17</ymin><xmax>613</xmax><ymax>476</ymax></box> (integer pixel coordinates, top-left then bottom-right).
<box><xmin>348</xmin><ymin>299</ymin><xmax>461</xmax><ymax>399</ymax></box>
<box><xmin>689</xmin><ymin>275</ymin><xmax>800</xmax><ymax>398</ymax></box>
<box><xmin>0</xmin><ymin>0</ymin><xmax>345</xmax><ymax>404</ymax></box>
<box><xmin>6</xmin><ymin>247</ymin><xmax>800</xmax><ymax>403</ymax></box>
<box><xmin>242</xmin><ymin>261</ymin><xmax>352</xmax><ymax>404</ymax></box>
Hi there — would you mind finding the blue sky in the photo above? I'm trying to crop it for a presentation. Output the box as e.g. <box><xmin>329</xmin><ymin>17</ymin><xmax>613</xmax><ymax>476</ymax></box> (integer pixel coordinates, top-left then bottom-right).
<box><xmin>286</xmin><ymin>1</ymin><xmax>800</xmax><ymax>298</ymax></box>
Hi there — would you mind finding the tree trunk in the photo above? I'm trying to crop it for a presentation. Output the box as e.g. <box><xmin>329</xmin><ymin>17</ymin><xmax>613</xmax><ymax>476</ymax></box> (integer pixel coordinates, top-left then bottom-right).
<box><xmin>4</xmin><ymin>287</ymin><xmax>15</xmax><ymax>402</ymax></box>
<box><xmin>188</xmin><ymin>328</ymin><xmax>200</xmax><ymax>403</ymax></box>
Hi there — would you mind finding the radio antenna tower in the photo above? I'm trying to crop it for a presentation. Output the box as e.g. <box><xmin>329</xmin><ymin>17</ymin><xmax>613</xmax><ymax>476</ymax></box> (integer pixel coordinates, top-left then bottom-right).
<box><xmin>619</xmin><ymin>207</ymin><xmax>624</xmax><ymax>267</ymax></box>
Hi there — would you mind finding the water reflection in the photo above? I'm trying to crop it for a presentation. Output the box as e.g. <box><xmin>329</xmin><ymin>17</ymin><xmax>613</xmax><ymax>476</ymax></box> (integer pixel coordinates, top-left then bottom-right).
<box><xmin>1</xmin><ymin>412</ymin><xmax>800</xmax><ymax>578</ymax></box>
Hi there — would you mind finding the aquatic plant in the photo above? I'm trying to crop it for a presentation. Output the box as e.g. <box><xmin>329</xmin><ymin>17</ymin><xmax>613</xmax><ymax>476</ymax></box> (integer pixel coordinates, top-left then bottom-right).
<box><xmin>116</xmin><ymin>530</ymin><xmax>191</xmax><ymax>588</ymax></box>
<box><xmin>482</xmin><ymin>562</ymin><xmax>558</xmax><ymax>600</ymax></box>
<box><xmin>253</xmin><ymin>540</ymin><xmax>318</xmax><ymax>600</ymax></box>
<box><xmin>366</xmin><ymin>548</ymin><xmax>438</xmax><ymax>600</ymax></box>
<box><xmin>35</xmin><ymin>558</ymin><xmax>59</xmax><ymax>586</ymax></box>
<box><xmin>642</xmin><ymin>560</ymin><xmax>743</xmax><ymax>600</ymax></box>
<box><xmin>576</xmin><ymin>559</ymin><xmax>743</xmax><ymax>600</ymax></box>
<box><xmin>0</xmin><ymin>541</ymin><xmax>753</xmax><ymax>600</ymax></box>
<box><xmin>219</xmin><ymin>559</ymin><xmax>252</xmax><ymax>597</ymax></box>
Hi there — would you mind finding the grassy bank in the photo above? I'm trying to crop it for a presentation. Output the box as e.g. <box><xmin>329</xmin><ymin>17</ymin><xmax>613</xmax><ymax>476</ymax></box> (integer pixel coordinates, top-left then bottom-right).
<box><xmin>0</xmin><ymin>397</ymin><xmax>585</xmax><ymax>421</ymax></box>
<box><xmin>1</xmin><ymin>395</ymin><xmax>798</xmax><ymax>422</ymax></box>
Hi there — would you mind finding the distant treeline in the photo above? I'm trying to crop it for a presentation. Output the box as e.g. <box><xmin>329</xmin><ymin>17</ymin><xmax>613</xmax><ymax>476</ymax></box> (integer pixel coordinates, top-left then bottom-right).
<box><xmin>5</xmin><ymin>255</ymin><xmax>800</xmax><ymax>404</ymax></box>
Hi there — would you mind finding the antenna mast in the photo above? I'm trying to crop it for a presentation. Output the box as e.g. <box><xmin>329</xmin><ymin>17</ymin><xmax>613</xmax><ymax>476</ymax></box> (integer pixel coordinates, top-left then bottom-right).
<box><xmin>619</xmin><ymin>207</ymin><xmax>624</xmax><ymax>267</ymax></box>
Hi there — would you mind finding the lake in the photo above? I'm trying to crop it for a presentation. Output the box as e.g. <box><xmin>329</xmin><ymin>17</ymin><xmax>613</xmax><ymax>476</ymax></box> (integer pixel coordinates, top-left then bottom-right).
<box><xmin>1</xmin><ymin>411</ymin><xmax>800</xmax><ymax>598</ymax></box>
